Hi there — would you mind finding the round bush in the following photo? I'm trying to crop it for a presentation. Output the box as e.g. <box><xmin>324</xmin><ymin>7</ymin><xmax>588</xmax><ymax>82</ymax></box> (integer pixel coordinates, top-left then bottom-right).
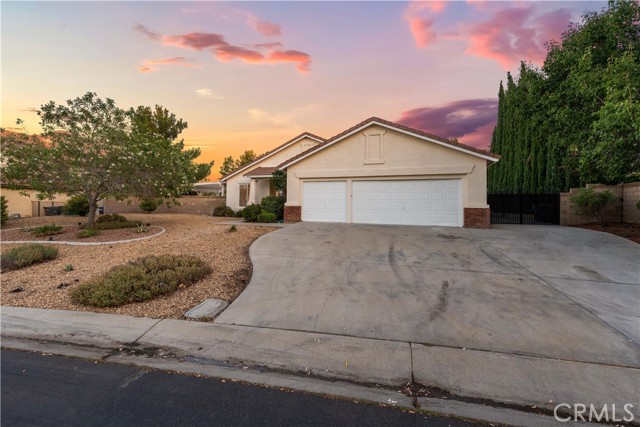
<box><xmin>242</xmin><ymin>204</ymin><xmax>262</xmax><ymax>222</ymax></box>
<box><xmin>1</xmin><ymin>243</ymin><xmax>58</xmax><ymax>271</ymax></box>
<box><xmin>260</xmin><ymin>196</ymin><xmax>285</xmax><ymax>220</ymax></box>
<box><xmin>257</xmin><ymin>212</ymin><xmax>277</xmax><ymax>223</ymax></box>
<box><xmin>97</xmin><ymin>214</ymin><xmax>128</xmax><ymax>223</ymax></box>
<box><xmin>64</xmin><ymin>195</ymin><xmax>90</xmax><ymax>216</ymax></box>
<box><xmin>139</xmin><ymin>199</ymin><xmax>158</xmax><ymax>213</ymax></box>
<box><xmin>0</xmin><ymin>196</ymin><xmax>8</xmax><ymax>225</ymax></box>
<box><xmin>71</xmin><ymin>255</ymin><xmax>212</xmax><ymax>307</ymax></box>
<box><xmin>213</xmin><ymin>205</ymin><xmax>235</xmax><ymax>217</ymax></box>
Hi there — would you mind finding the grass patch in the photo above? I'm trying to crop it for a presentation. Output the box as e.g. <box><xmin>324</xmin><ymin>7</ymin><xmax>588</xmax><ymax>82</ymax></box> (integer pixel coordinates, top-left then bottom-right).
<box><xmin>32</xmin><ymin>224</ymin><xmax>63</xmax><ymax>237</ymax></box>
<box><xmin>77</xmin><ymin>228</ymin><xmax>99</xmax><ymax>238</ymax></box>
<box><xmin>1</xmin><ymin>244</ymin><xmax>59</xmax><ymax>271</ymax></box>
<box><xmin>71</xmin><ymin>255</ymin><xmax>212</xmax><ymax>307</ymax></box>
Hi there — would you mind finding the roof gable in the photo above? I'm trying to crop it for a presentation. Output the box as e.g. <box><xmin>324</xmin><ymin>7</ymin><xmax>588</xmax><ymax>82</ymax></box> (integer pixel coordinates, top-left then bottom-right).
<box><xmin>278</xmin><ymin>117</ymin><xmax>499</xmax><ymax>170</ymax></box>
<box><xmin>220</xmin><ymin>132</ymin><xmax>324</xmax><ymax>182</ymax></box>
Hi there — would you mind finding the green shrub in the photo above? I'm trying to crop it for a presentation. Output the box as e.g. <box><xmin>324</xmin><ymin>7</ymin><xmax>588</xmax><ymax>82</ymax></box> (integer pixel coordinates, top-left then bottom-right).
<box><xmin>0</xmin><ymin>196</ymin><xmax>8</xmax><ymax>225</ymax></box>
<box><xmin>71</xmin><ymin>255</ymin><xmax>212</xmax><ymax>307</ymax></box>
<box><xmin>235</xmin><ymin>208</ymin><xmax>244</xmax><ymax>218</ymax></box>
<box><xmin>77</xmin><ymin>228</ymin><xmax>99</xmax><ymax>238</ymax></box>
<box><xmin>242</xmin><ymin>204</ymin><xmax>262</xmax><ymax>222</ymax></box>
<box><xmin>97</xmin><ymin>214</ymin><xmax>128</xmax><ymax>223</ymax></box>
<box><xmin>33</xmin><ymin>224</ymin><xmax>63</xmax><ymax>237</ymax></box>
<box><xmin>139</xmin><ymin>198</ymin><xmax>158</xmax><ymax>213</ymax></box>
<box><xmin>260</xmin><ymin>196</ymin><xmax>285</xmax><ymax>220</ymax></box>
<box><xmin>1</xmin><ymin>244</ymin><xmax>59</xmax><ymax>271</ymax></box>
<box><xmin>257</xmin><ymin>212</ymin><xmax>277</xmax><ymax>223</ymax></box>
<box><xmin>64</xmin><ymin>195</ymin><xmax>90</xmax><ymax>216</ymax></box>
<box><xmin>213</xmin><ymin>205</ymin><xmax>236</xmax><ymax>217</ymax></box>
<box><xmin>228</xmin><ymin>225</ymin><xmax>237</xmax><ymax>233</ymax></box>
<box><xmin>570</xmin><ymin>188</ymin><xmax>615</xmax><ymax>223</ymax></box>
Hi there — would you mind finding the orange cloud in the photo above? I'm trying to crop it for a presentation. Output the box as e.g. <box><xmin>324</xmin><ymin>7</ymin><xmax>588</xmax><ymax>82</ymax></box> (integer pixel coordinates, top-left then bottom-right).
<box><xmin>266</xmin><ymin>50</ymin><xmax>311</xmax><ymax>73</ymax></box>
<box><xmin>215</xmin><ymin>46</ymin><xmax>265</xmax><ymax>63</ymax></box>
<box><xmin>137</xmin><ymin>57</ymin><xmax>199</xmax><ymax>73</ymax></box>
<box><xmin>466</xmin><ymin>6</ymin><xmax>572</xmax><ymax>69</ymax></box>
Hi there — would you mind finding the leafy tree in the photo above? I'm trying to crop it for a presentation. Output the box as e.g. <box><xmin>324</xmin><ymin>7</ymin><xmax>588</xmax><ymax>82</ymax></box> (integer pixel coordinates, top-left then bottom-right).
<box><xmin>0</xmin><ymin>196</ymin><xmax>8</xmax><ymax>225</ymax></box>
<box><xmin>219</xmin><ymin>150</ymin><xmax>259</xmax><ymax>177</ymax></box>
<box><xmin>1</xmin><ymin>92</ymin><xmax>213</xmax><ymax>226</ymax></box>
<box><xmin>489</xmin><ymin>0</ymin><xmax>640</xmax><ymax>193</ymax></box>
<box><xmin>271</xmin><ymin>170</ymin><xmax>287</xmax><ymax>197</ymax></box>
<box><xmin>236</xmin><ymin>150</ymin><xmax>257</xmax><ymax>168</ymax></box>
<box><xmin>219</xmin><ymin>156</ymin><xmax>236</xmax><ymax>177</ymax></box>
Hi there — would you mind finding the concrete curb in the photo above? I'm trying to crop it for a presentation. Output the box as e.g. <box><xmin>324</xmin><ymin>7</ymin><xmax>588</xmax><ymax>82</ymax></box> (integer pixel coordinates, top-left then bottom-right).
<box><xmin>2</xmin><ymin>306</ymin><xmax>638</xmax><ymax>425</ymax></box>
<box><xmin>1</xmin><ymin>226</ymin><xmax>165</xmax><ymax>246</ymax></box>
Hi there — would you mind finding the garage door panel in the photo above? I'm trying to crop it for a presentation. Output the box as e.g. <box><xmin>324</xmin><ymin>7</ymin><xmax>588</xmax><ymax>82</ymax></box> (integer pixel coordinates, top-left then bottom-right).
<box><xmin>352</xmin><ymin>179</ymin><xmax>461</xmax><ymax>227</ymax></box>
<box><xmin>303</xmin><ymin>181</ymin><xmax>347</xmax><ymax>223</ymax></box>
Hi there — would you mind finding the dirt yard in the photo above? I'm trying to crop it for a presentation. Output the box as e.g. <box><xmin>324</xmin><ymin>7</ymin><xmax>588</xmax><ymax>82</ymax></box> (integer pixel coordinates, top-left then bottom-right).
<box><xmin>0</xmin><ymin>214</ymin><xmax>273</xmax><ymax>319</ymax></box>
<box><xmin>571</xmin><ymin>222</ymin><xmax>640</xmax><ymax>244</ymax></box>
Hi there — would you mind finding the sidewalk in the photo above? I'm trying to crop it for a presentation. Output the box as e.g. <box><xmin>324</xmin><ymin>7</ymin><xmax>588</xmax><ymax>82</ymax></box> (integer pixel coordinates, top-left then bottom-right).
<box><xmin>2</xmin><ymin>306</ymin><xmax>635</xmax><ymax>426</ymax></box>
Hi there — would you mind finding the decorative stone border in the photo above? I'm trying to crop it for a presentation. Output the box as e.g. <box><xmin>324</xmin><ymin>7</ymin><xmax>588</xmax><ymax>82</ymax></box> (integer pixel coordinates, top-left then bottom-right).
<box><xmin>0</xmin><ymin>226</ymin><xmax>165</xmax><ymax>246</ymax></box>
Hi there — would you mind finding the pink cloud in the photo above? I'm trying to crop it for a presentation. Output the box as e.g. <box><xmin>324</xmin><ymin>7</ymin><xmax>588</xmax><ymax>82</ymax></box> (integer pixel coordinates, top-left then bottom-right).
<box><xmin>137</xmin><ymin>57</ymin><xmax>199</xmax><ymax>73</ymax></box>
<box><xmin>409</xmin><ymin>18</ymin><xmax>437</xmax><ymax>48</ymax></box>
<box><xmin>248</xmin><ymin>17</ymin><xmax>282</xmax><ymax>37</ymax></box>
<box><xmin>397</xmin><ymin>98</ymin><xmax>498</xmax><ymax>149</ymax></box>
<box><xmin>266</xmin><ymin>50</ymin><xmax>312</xmax><ymax>73</ymax></box>
<box><xmin>136</xmin><ymin>25</ymin><xmax>311</xmax><ymax>73</ymax></box>
<box><xmin>162</xmin><ymin>32</ymin><xmax>227</xmax><ymax>51</ymax></box>
<box><xmin>466</xmin><ymin>6</ymin><xmax>572</xmax><ymax>69</ymax></box>
<box><xmin>404</xmin><ymin>0</ymin><xmax>447</xmax><ymax>48</ymax></box>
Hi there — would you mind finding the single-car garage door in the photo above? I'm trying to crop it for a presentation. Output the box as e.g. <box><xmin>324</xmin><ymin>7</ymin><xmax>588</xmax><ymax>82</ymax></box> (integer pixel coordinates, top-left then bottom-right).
<box><xmin>303</xmin><ymin>181</ymin><xmax>347</xmax><ymax>222</ymax></box>
<box><xmin>352</xmin><ymin>179</ymin><xmax>462</xmax><ymax>226</ymax></box>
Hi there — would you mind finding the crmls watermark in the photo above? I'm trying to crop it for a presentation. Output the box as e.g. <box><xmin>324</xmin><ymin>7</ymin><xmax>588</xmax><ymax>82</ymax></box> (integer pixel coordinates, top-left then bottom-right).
<box><xmin>554</xmin><ymin>403</ymin><xmax>635</xmax><ymax>423</ymax></box>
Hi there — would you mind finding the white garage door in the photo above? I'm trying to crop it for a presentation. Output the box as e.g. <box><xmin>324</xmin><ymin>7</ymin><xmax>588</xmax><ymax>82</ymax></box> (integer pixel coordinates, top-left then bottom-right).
<box><xmin>303</xmin><ymin>181</ymin><xmax>347</xmax><ymax>222</ymax></box>
<box><xmin>352</xmin><ymin>179</ymin><xmax>462</xmax><ymax>226</ymax></box>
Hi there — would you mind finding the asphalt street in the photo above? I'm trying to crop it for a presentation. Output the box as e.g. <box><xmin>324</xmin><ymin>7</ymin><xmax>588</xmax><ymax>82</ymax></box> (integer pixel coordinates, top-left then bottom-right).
<box><xmin>1</xmin><ymin>349</ymin><xmax>491</xmax><ymax>427</ymax></box>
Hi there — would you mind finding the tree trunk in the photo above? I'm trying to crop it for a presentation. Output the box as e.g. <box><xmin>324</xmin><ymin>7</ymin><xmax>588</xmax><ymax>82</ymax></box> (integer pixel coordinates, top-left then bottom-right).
<box><xmin>87</xmin><ymin>195</ymin><xmax>99</xmax><ymax>227</ymax></box>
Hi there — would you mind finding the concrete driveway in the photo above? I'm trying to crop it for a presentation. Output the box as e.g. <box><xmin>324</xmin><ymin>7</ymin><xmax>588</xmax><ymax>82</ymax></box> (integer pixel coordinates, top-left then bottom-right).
<box><xmin>216</xmin><ymin>223</ymin><xmax>640</xmax><ymax>368</ymax></box>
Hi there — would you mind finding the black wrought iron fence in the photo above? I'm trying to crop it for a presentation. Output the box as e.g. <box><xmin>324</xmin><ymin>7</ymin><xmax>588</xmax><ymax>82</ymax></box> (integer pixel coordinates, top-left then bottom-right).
<box><xmin>488</xmin><ymin>193</ymin><xmax>560</xmax><ymax>225</ymax></box>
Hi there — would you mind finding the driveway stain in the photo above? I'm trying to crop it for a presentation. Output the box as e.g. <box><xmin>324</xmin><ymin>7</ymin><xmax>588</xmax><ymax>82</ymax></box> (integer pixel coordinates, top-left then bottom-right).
<box><xmin>429</xmin><ymin>280</ymin><xmax>449</xmax><ymax>321</ymax></box>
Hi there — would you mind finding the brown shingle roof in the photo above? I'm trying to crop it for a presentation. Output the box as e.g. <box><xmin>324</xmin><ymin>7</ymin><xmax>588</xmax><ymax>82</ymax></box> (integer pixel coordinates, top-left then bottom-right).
<box><xmin>278</xmin><ymin>117</ymin><xmax>500</xmax><ymax>169</ymax></box>
<box><xmin>220</xmin><ymin>132</ymin><xmax>325</xmax><ymax>182</ymax></box>
<box><xmin>243</xmin><ymin>167</ymin><xmax>277</xmax><ymax>177</ymax></box>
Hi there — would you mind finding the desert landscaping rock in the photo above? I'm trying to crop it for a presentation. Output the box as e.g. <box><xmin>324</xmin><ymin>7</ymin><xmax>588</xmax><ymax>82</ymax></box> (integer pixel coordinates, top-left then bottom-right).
<box><xmin>1</xmin><ymin>214</ymin><xmax>273</xmax><ymax>319</ymax></box>
<box><xmin>184</xmin><ymin>298</ymin><xmax>229</xmax><ymax>320</ymax></box>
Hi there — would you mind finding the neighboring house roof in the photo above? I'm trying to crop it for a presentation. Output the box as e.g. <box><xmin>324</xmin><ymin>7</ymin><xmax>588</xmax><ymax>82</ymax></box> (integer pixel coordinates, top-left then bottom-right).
<box><xmin>244</xmin><ymin>167</ymin><xmax>277</xmax><ymax>178</ymax></box>
<box><xmin>278</xmin><ymin>117</ymin><xmax>500</xmax><ymax>170</ymax></box>
<box><xmin>220</xmin><ymin>132</ymin><xmax>325</xmax><ymax>182</ymax></box>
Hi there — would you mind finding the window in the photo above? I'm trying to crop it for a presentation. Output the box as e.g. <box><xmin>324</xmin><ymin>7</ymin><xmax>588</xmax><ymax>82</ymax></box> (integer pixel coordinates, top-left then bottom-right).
<box><xmin>239</xmin><ymin>184</ymin><xmax>250</xmax><ymax>207</ymax></box>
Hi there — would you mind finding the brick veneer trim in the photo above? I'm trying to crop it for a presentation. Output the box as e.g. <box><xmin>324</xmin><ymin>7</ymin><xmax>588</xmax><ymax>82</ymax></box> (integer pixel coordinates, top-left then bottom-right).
<box><xmin>464</xmin><ymin>207</ymin><xmax>490</xmax><ymax>228</ymax></box>
<box><xmin>284</xmin><ymin>206</ymin><xmax>301</xmax><ymax>223</ymax></box>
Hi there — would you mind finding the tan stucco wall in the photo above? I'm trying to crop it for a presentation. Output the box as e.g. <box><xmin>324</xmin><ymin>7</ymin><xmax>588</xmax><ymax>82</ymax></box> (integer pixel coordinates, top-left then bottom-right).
<box><xmin>225</xmin><ymin>136</ymin><xmax>320</xmax><ymax>211</ymax></box>
<box><xmin>0</xmin><ymin>188</ymin><xmax>70</xmax><ymax>218</ymax></box>
<box><xmin>560</xmin><ymin>182</ymin><xmax>640</xmax><ymax>225</ymax></box>
<box><xmin>285</xmin><ymin>126</ymin><xmax>491</xmax><ymax>216</ymax></box>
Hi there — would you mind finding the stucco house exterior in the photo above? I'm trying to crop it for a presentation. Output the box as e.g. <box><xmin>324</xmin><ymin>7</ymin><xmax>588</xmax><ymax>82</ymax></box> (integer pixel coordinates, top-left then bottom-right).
<box><xmin>222</xmin><ymin>117</ymin><xmax>499</xmax><ymax>228</ymax></box>
<box><xmin>220</xmin><ymin>132</ymin><xmax>325</xmax><ymax>211</ymax></box>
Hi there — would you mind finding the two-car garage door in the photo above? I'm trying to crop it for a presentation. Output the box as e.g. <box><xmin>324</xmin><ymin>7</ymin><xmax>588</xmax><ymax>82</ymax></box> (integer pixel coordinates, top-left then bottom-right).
<box><xmin>302</xmin><ymin>179</ymin><xmax>462</xmax><ymax>227</ymax></box>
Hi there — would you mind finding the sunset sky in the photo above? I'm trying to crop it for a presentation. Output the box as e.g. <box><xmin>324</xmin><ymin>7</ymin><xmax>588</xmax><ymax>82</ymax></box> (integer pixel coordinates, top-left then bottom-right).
<box><xmin>2</xmin><ymin>1</ymin><xmax>606</xmax><ymax>180</ymax></box>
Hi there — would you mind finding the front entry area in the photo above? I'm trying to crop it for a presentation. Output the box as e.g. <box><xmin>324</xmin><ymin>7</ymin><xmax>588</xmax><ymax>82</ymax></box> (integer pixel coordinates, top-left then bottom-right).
<box><xmin>302</xmin><ymin>179</ymin><xmax>462</xmax><ymax>227</ymax></box>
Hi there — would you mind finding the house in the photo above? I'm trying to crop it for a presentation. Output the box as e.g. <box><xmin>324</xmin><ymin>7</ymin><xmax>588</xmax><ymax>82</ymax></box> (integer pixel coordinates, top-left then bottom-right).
<box><xmin>223</xmin><ymin>117</ymin><xmax>500</xmax><ymax>228</ymax></box>
<box><xmin>220</xmin><ymin>132</ymin><xmax>325</xmax><ymax>211</ymax></box>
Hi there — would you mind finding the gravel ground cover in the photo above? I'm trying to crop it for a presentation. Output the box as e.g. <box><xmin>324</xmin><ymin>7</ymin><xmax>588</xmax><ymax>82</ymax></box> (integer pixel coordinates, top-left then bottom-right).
<box><xmin>0</xmin><ymin>214</ymin><xmax>273</xmax><ymax>319</ymax></box>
